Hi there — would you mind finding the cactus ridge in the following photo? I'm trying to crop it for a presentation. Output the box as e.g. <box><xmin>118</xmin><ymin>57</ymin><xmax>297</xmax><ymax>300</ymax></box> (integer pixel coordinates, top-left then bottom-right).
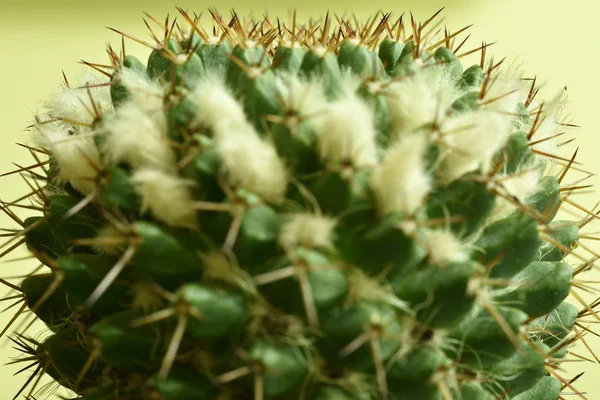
<box><xmin>0</xmin><ymin>8</ymin><xmax>596</xmax><ymax>400</ymax></box>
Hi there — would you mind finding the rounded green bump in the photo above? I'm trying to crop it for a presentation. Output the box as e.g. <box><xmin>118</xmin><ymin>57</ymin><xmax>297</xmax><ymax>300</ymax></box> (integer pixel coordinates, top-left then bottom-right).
<box><xmin>47</xmin><ymin>195</ymin><xmax>101</xmax><ymax>243</ymax></box>
<box><xmin>336</xmin><ymin>211</ymin><xmax>427</xmax><ymax>278</ymax></box>
<box><xmin>24</xmin><ymin>216</ymin><xmax>70</xmax><ymax>258</ymax></box>
<box><xmin>395</xmin><ymin>261</ymin><xmax>480</xmax><ymax>328</ymax></box>
<box><xmin>394</xmin><ymin>41</ymin><xmax>417</xmax><ymax>75</ymax></box>
<box><xmin>378</xmin><ymin>38</ymin><xmax>404</xmax><ymax>74</ymax></box>
<box><xmin>21</xmin><ymin>273</ymin><xmax>75</xmax><ymax>331</ymax></box>
<box><xmin>270</xmin><ymin>122</ymin><xmax>320</xmax><ymax>175</ymax></box>
<box><xmin>90</xmin><ymin>309</ymin><xmax>160</xmax><ymax>372</ymax></box>
<box><xmin>179</xmin><ymin>282</ymin><xmax>246</xmax><ymax>339</ymax></box>
<box><xmin>110</xmin><ymin>55</ymin><xmax>146</xmax><ymax>106</ymax></box>
<box><xmin>300</xmin><ymin>50</ymin><xmax>342</xmax><ymax>97</ymax></box>
<box><xmin>273</xmin><ymin>45</ymin><xmax>308</xmax><ymax>72</ymax></box>
<box><xmin>527</xmin><ymin>176</ymin><xmax>561</xmax><ymax>223</ymax></box>
<box><xmin>433</xmin><ymin>47</ymin><xmax>463</xmax><ymax>79</ymax></box>
<box><xmin>226</xmin><ymin>44</ymin><xmax>270</xmax><ymax>88</ymax></box>
<box><xmin>387</xmin><ymin>346</ymin><xmax>449</xmax><ymax>397</ymax></box>
<box><xmin>538</xmin><ymin>220</ymin><xmax>579</xmax><ymax>262</ymax></box>
<box><xmin>457</xmin><ymin>382</ymin><xmax>495</xmax><ymax>400</ymax></box>
<box><xmin>337</xmin><ymin>41</ymin><xmax>383</xmax><ymax>76</ymax></box>
<box><xmin>132</xmin><ymin>221</ymin><xmax>204</xmax><ymax>286</ymax></box>
<box><xmin>59</xmin><ymin>253</ymin><xmax>131</xmax><ymax>315</ymax></box>
<box><xmin>451</xmin><ymin>91</ymin><xmax>480</xmax><ymax>114</ymax></box>
<box><xmin>167</xmin><ymin>93</ymin><xmax>201</xmax><ymax>139</ymax></box>
<box><xmin>39</xmin><ymin>328</ymin><xmax>104</xmax><ymax>392</ymax></box>
<box><xmin>448</xmin><ymin>306</ymin><xmax>529</xmax><ymax>366</ymax></box>
<box><xmin>100</xmin><ymin>166</ymin><xmax>141</xmax><ymax>210</ymax></box>
<box><xmin>256</xmin><ymin>249</ymin><xmax>349</xmax><ymax>316</ymax></box>
<box><xmin>457</xmin><ymin>64</ymin><xmax>484</xmax><ymax>89</ymax></box>
<box><xmin>147</xmin><ymin>38</ymin><xmax>181</xmax><ymax>79</ymax></box>
<box><xmin>511</xmin><ymin>376</ymin><xmax>562</xmax><ymax>400</ymax></box>
<box><xmin>488</xmin><ymin>340</ymin><xmax>550</xmax><ymax>397</ymax></box>
<box><xmin>239</xmin><ymin>69</ymin><xmax>281</xmax><ymax>129</ymax></box>
<box><xmin>474</xmin><ymin>212</ymin><xmax>544</xmax><ymax>278</ymax></box>
<box><xmin>529</xmin><ymin>301</ymin><xmax>578</xmax><ymax>349</ymax></box>
<box><xmin>152</xmin><ymin>366</ymin><xmax>218</xmax><ymax>400</ymax></box>
<box><xmin>196</xmin><ymin>41</ymin><xmax>232</xmax><ymax>71</ymax></box>
<box><xmin>426</xmin><ymin>180</ymin><xmax>496</xmax><ymax>236</ymax></box>
<box><xmin>247</xmin><ymin>339</ymin><xmax>307</xmax><ymax>398</ymax></box>
<box><xmin>173</xmin><ymin>52</ymin><xmax>206</xmax><ymax>89</ymax></box>
<box><xmin>320</xmin><ymin>302</ymin><xmax>402</xmax><ymax>370</ymax></box>
<box><xmin>313</xmin><ymin>385</ymin><xmax>356</xmax><ymax>399</ymax></box>
<box><xmin>500</xmin><ymin>131</ymin><xmax>536</xmax><ymax>174</ymax></box>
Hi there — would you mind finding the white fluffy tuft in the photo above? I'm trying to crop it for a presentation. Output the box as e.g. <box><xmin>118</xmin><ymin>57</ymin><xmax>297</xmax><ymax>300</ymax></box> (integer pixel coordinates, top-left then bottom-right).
<box><xmin>200</xmin><ymin>251</ymin><xmax>255</xmax><ymax>292</ymax></box>
<box><xmin>385</xmin><ymin>67</ymin><xmax>458</xmax><ymax>137</ymax></box>
<box><xmin>45</xmin><ymin>72</ymin><xmax>113</xmax><ymax>126</ymax></box>
<box><xmin>274</xmin><ymin>73</ymin><xmax>329</xmax><ymax>123</ymax></box>
<box><xmin>102</xmin><ymin>101</ymin><xmax>176</xmax><ymax>171</ymax></box>
<box><xmin>278</xmin><ymin>213</ymin><xmax>337</xmax><ymax>250</ymax></box>
<box><xmin>216</xmin><ymin>125</ymin><xmax>288</xmax><ymax>202</ymax></box>
<box><xmin>191</xmin><ymin>76</ymin><xmax>288</xmax><ymax>201</ymax></box>
<box><xmin>93</xmin><ymin>224</ymin><xmax>127</xmax><ymax>255</ymax></box>
<box><xmin>528</xmin><ymin>88</ymin><xmax>569</xmax><ymax>160</ymax></box>
<box><xmin>437</xmin><ymin>110</ymin><xmax>513</xmax><ymax>183</ymax></box>
<box><xmin>371</xmin><ymin>133</ymin><xmax>431</xmax><ymax>216</ymax></box>
<box><xmin>191</xmin><ymin>76</ymin><xmax>248</xmax><ymax>134</ymax></box>
<box><xmin>35</xmin><ymin>72</ymin><xmax>114</xmax><ymax>194</ymax></box>
<box><xmin>35</xmin><ymin>122</ymin><xmax>101</xmax><ymax>195</ymax></box>
<box><xmin>317</xmin><ymin>94</ymin><xmax>378</xmax><ymax>167</ymax></box>
<box><xmin>488</xmin><ymin>168</ymin><xmax>543</xmax><ymax>222</ymax></box>
<box><xmin>423</xmin><ymin>229</ymin><xmax>469</xmax><ymax>266</ymax></box>
<box><xmin>337</xmin><ymin>69</ymin><xmax>364</xmax><ymax>97</ymax></box>
<box><xmin>500</xmin><ymin>168</ymin><xmax>543</xmax><ymax>204</ymax></box>
<box><xmin>131</xmin><ymin>168</ymin><xmax>197</xmax><ymax>228</ymax></box>
<box><xmin>480</xmin><ymin>61</ymin><xmax>527</xmax><ymax>115</ymax></box>
<box><xmin>118</xmin><ymin>67</ymin><xmax>165</xmax><ymax>112</ymax></box>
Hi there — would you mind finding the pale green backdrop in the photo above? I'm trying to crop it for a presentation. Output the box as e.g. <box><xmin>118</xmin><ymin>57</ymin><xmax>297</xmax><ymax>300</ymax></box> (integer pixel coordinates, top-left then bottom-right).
<box><xmin>1</xmin><ymin>0</ymin><xmax>599</xmax><ymax>398</ymax></box>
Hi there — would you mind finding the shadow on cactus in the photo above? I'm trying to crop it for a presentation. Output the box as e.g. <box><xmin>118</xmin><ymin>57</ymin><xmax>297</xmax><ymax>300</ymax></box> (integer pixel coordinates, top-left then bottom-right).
<box><xmin>1</xmin><ymin>7</ymin><xmax>597</xmax><ymax>400</ymax></box>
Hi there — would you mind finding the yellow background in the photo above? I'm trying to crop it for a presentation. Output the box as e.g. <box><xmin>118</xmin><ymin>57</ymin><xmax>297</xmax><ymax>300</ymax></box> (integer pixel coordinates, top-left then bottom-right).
<box><xmin>1</xmin><ymin>0</ymin><xmax>599</xmax><ymax>398</ymax></box>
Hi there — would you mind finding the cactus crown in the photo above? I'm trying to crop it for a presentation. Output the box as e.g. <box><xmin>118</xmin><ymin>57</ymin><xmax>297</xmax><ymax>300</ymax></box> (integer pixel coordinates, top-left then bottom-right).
<box><xmin>1</xmin><ymin>8</ymin><xmax>596</xmax><ymax>400</ymax></box>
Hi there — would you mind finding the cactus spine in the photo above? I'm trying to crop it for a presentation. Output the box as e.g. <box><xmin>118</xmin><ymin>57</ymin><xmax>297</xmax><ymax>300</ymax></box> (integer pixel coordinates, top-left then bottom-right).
<box><xmin>0</xmin><ymin>8</ymin><xmax>597</xmax><ymax>400</ymax></box>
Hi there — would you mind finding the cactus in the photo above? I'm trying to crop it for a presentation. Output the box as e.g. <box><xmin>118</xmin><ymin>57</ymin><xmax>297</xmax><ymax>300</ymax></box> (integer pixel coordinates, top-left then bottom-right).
<box><xmin>1</xmin><ymin>8</ymin><xmax>598</xmax><ymax>400</ymax></box>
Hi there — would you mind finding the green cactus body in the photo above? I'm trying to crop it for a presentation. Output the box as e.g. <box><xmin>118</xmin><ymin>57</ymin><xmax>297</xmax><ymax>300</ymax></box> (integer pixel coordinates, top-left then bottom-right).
<box><xmin>1</xmin><ymin>9</ymin><xmax>596</xmax><ymax>400</ymax></box>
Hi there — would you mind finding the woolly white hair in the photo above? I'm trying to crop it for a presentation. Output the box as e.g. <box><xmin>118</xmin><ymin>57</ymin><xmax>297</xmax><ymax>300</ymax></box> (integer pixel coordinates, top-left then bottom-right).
<box><xmin>35</xmin><ymin>122</ymin><xmax>101</xmax><ymax>195</ymax></box>
<box><xmin>488</xmin><ymin>168</ymin><xmax>543</xmax><ymax>223</ymax></box>
<box><xmin>437</xmin><ymin>110</ymin><xmax>514</xmax><ymax>183</ymax></box>
<box><xmin>345</xmin><ymin>268</ymin><xmax>410</xmax><ymax>314</ymax></box>
<box><xmin>45</xmin><ymin>72</ymin><xmax>113</xmax><ymax>127</ymax></box>
<box><xmin>371</xmin><ymin>133</ymin><xmax>431</xmax><ymax>216</ymax></box>
<box><xmin>190</xmin><ymin>75</ymin><xmax>288</xmax><ymax>201</ymax></box>
<box><xmin>215</xmin><ymin>124</ymin><xmax>288</xmax><ymax>202</ymax></box>
<box><xmin>118</xmin><ymin>67</ymin><xmax>165</xmax><ymax>112</ymax></box>
<box><xmin>34</xmin><ymin>72</ymin><xmax>114</xmax><ymax>194</ymax></box>
<box><xmin>385</xmin><ymin>67</ymin><xmax>458</xmax><ymax>137</ymax></box>
<box><xmin>480</xmin><ymin>60</ymin><xmax>527</xmax><ymax>116</ymax></box>
<box><xmin>131</xmin><ymin>168</ymin><xmax>197</xmax><ymax>228</ymax></box>
<box><xmin>93</xmin><ymin>224</ymin><xmax>127</xmax><ymax>256</ymax></box>
<box><xmin>423</xmin><ymin>229</ymin><xmax>469</xmax><ymax>266</ymax></box>
<box><xmin>336</xmin><ymin>68</ymin><xmax>364</xmax><ymax>97</ymax></box>
<box><xmin>316</xmin><ymin>94</ymin><xmax>378</xmax><ymax>167</ymax></box>
<box><xmin>101</xmin><ymin>101</ymin><xmax>176</xmax><ymax>172</ymax></box>
<box><xmin>278</xmin><ymin>212</ymin><xmax>337</xmax><ymax>251</ymax></box>
<box><xmin>273</xmin><ymin>73</ymin><xmax>329</xmax><ymax>125</ymax></box>
<box><xmin>191</xmin><ymin>75</ymin><xmax>248</xmax><ymax>134</ymax></box>
<box><xmin>200</xmin><ymin>251</ymin><xmax>255</xmax><ymax>292</ymax></box>
<box><xmin>528</xmin><ymin>87</ymin><xmax>570</xmax><ymax>163</ymax></box>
